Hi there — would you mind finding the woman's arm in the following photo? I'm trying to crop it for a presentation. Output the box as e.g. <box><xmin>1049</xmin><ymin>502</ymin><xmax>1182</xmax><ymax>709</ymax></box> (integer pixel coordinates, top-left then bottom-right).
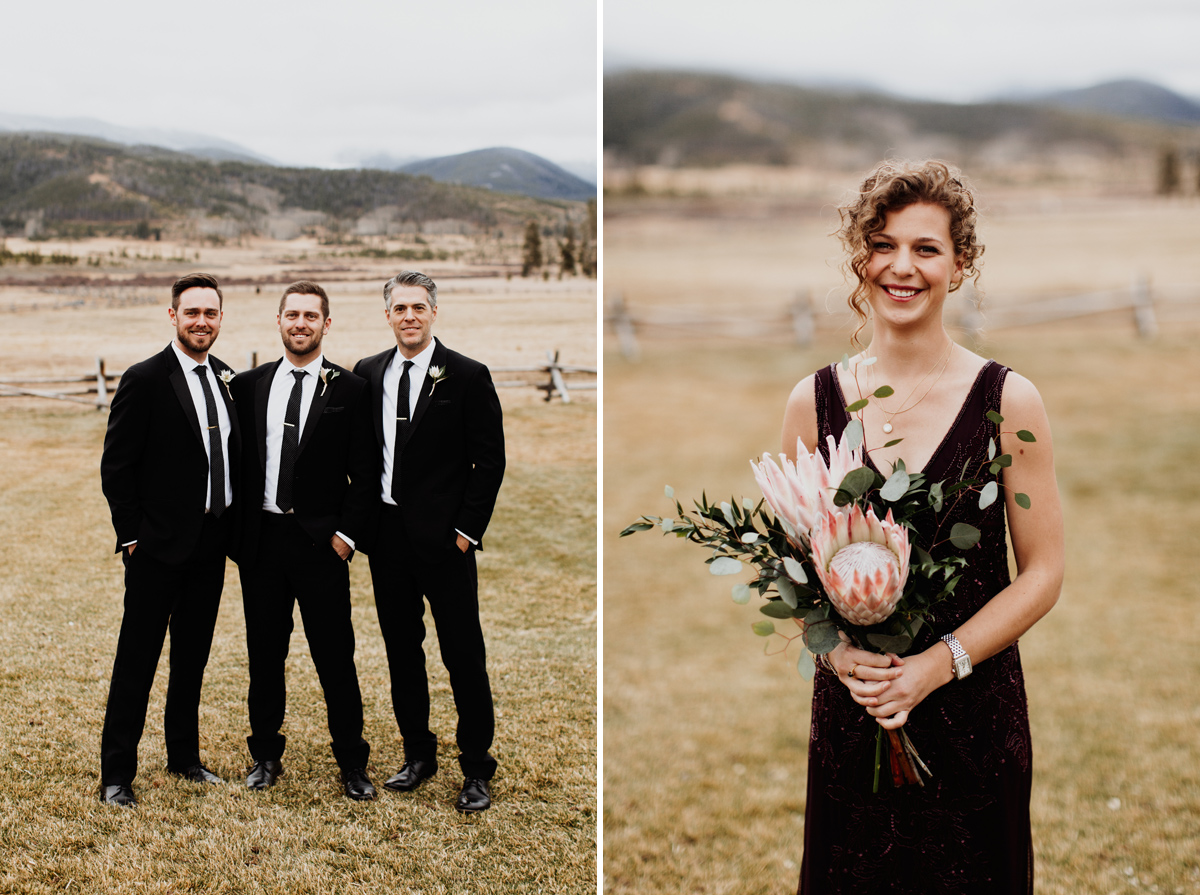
<box><xmin>832</xmin><ymin>371</ymin><xmax>1065</xmax><ymax>728</ymax></box>
<box><xmin>781</xmin><ymin>374</ymin><xmax>819</xmax><ymax>459</ymax></box>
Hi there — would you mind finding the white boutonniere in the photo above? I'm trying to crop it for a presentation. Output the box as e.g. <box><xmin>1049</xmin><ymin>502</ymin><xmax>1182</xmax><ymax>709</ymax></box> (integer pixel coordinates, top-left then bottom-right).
<box><xmin>428</xmin><ymin>365</ymin><xmax>449</xmax><ymax>396</ymax></box>
<box><xmin>218</xmin><ymin>369</ymin><xmax>235</xmax><ymax>401</ymax></box>
<box><xmin>319</xmin><ymin>367</ymin><xmax>340</xmax><ymax>396</ymax></box>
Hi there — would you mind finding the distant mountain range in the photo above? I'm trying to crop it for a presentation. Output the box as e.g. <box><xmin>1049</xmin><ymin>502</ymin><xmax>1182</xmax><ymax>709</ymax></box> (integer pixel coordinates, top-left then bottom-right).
<box><xmin>397</xmin><ymin>147</ymin><xmax>595</xmax><ymax>201</ymax></box>
<box><xmin>0</xmin><ymin>132</ymin><xmax>583</xmax><ymax>241</ymax></box>
<box><xmin>605</xmin><ymin>70</ymin><xmax>1199</xmax><ymax>170</ymax></box>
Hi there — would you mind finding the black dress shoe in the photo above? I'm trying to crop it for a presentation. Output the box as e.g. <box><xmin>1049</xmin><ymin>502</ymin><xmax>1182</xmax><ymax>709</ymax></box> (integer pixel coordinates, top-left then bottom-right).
<box><xmin>383</xmin><ymin>759</ymin><xmax>437</xmax><ymax>792</ymax></box>
<box><xmin>169</xmin><ymin>764</ymin><xmax>223</xmax><ymax>785</ymax></box>
<box><xmin>455</xmin><ymin>777</ymin><xmax>491</xmax><ymax>813</ymax></box>
<box><xmin>341</xmin><ymin>767</ymin><xmax>376</xmax><ymax>801</ymax></box>
<box><xmin>101</xmin><ymin>784</ymin><xmax>137</xmax><ymax>807</ymax></box>
<box><xmin>246</xmin><ymin>759</ymin><xmax>284</xmax><ymax>790</ymax></box>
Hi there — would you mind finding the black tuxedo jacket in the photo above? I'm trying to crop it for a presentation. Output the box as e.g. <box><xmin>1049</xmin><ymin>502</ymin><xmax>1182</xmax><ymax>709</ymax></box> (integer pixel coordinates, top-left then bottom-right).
<box><xmin>231</xmin><ymin>358</ymin><xmax>379</xmax><ymax>563</ymax></box>
<box><xmin>101</xmin><ymin>344</ymin><xmax>241</xmax><ymax>564</ymax></box>
<box><xmin>354</xmin><ymin>340</ymin><xmax>505</xmax><ymax>552</ymax></box>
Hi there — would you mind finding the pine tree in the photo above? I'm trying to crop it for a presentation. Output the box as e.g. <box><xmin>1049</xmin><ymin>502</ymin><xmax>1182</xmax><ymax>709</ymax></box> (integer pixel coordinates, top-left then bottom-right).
<box><xmin>579</xmin><ymin>199</ymin><xmax>597</xmax><ymax>278</ymax></box>
<box><xmin>559</xmin><ymin>223</ymin><xmax>577</xmax><ymax>276</ymax></box>
<box><xmin>521</xmin><ymin>220</ymin><xmax>542</xmax><ymax>277</ymax></box>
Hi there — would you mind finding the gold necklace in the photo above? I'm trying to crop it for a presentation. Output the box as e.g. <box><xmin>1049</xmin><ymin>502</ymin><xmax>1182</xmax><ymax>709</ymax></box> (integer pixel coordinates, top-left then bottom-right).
<box><xmin>871</xmin><ymin>340</ymin><xmax>955</xmax><ymax>435</ymax></box>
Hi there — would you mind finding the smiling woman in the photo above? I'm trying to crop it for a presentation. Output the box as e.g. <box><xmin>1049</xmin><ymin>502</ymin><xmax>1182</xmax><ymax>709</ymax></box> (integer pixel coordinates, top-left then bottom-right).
<box><xmin>779</xmin><ymin>160</ymin><xmax>1064</xmax><ymax>894</ymax></box>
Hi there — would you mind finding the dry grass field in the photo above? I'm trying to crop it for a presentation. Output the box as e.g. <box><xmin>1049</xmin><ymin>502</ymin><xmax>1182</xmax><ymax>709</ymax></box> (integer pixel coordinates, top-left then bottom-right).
<box><xmin>603</xmin><ymin>195</ymin><xmax>1200</xmax><ymax>894</ymax></box>
<box><xmin>0</xmin><ymin>260</ymin><xmax>596</xmax><ymax>894</ymax></box>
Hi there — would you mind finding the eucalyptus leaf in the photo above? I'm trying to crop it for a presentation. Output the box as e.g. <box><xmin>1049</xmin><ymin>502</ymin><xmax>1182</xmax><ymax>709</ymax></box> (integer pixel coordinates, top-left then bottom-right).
<box><xmin>862</xmin><ymin>356</ymin><xmax>878</xmax><ymax>366</ymax></box>
<box><xmin>751</xmin><ymin>620</ymin><xmax>776</xmax><ymax>637</ymax></box>
<box><xmin>839</xmin><ymin>466</ymin><xmax>876</xmax><ymax>499</ymax></box>
<box><xmin>873</xmin><ymin>385</ymin><xmax>895</xmax><ymax>398</ymax></box>
<box><xmin>782</xmin><ymin>556</ymin><xmax>808</xmax><ymax>584</ymax></box>
<box><xmin>709</xmin><ymin>556</ymin><xmax>743</xmax><ymax>575</ymax></box>
<box><xmin>867</xmin><ymin>632</ymin><xmax>913</xmax><ymax>653</ymax></box>
<box><xmin>929</xmin><ymin>481</ymin><xmax>944</xmax><ymax>513</ymax></box>
<box><xmin>1015</xmin><ymin>492</ymin><xmax>1032</xmax><ymax>509</ymax></box>
<box><xmin>986</xmin><ymin>410</ymin><xmax>1004</xmax><ymax>425</ymax></box>
<box><xmin>880</xmin><ymin>468</ymin><xmax>911</xmax><ymax>502</ymax></box>
<box><xmin>660</xmin><ymin>518</ymin><xmax>675</xmax><ymax>533</ymax></box>
<box><xmin>1017</xmin><ymin>430</ymin><xmax>1037</xmax><ymax>442</ymax></box>
<box><xmin>883</xmin><ymin>438</ymin><xmax>904</xmax><ymax>447</ymax></box>
<box><xmin>798</xmin><ymin>650</ymin><xmax>816</xmax><ymax>682</ymax></box>
<box><xmin>841</xmin><ymin>353</ymin><xmax>850</xmax><ymax>371</ymax></box>
<box><xmin>978</xmin><ymin>480</ymin><xmax>998</xmax><ymax>510</ymax></box>
<box><xmin>805</xmin><ymin>604</ymin><xmax>830</xmax><ymax>624</ymax></box>
<box><xmin>720</xmin><ymin>502</ymin><xmax>736</xmax><ymax>527</ymax></box>
<box><xmin>914</xmin><ymin>544</ymin><xmax>934</xmax><ymax>567</ymax></box>
<box><xmin>949</xmin><ymin>522</ymin><xmax>981</xmax><ymax>550</ymax></box>
<box><xmin>776</xmin><ymin>577</ymin><xmax>798</xmax><ymax>609</ymax></box>
<box><xmin>846</xmin><ymin>398</ymin><xmax>869</xmax><ymax>413</ymax></box>
<box><xmin>992</xmin><ymin>453</ymin><xmax>1013</xmax><ymax>468</ymax></box>
<box><xmin>742</xmin><ymin>497</ymin><xmax>755</xmax><ymax>510</ymax></box>
<box><xmin>760</xmin><ymin>600</ymin><xmax>795</xmax><ymax>619</ymax></box>
<box><xmin>804</xmin><ymin>620</ymin><xmax>842</xmax><ymax>654</ymax></box>
<box><xmin>731</xmin><ymin>583</ymin><xmax>751</xmax><ymax>605</ymax></box>
<box><xmin>740</xmin><ymin>531</ymin><xmax>760</xmax><ymax>544</ymax></box>
<box><xmin>619</xmin><ymin>522</ymin><xmax>655</xmax><ymax>536</ymax></box>
<box><xmin>664</xmin><ymin>485</ymin><xmax>675</xmax><ymax>499</ymax></box>
<box><xmin>987</xmin><ymin>437</ymin><xmax>996</xmax><ymax>461</ymax></box>
<box><xmin>844</xmin><ymin>419</ymin><xmax>864</xmax><ymax>451</ymax></box>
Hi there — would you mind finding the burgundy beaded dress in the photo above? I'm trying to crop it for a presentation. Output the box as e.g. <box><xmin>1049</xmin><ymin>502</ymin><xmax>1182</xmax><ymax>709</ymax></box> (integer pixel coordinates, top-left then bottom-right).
<box><xmin>798</xmin><ymin>360</ymin><xmax>1033</xmax><ymax>894</ymax></box>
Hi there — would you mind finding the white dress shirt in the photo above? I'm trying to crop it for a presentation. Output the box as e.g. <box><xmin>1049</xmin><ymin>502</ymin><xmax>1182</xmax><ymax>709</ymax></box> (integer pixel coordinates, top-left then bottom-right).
<box><xmin>380</xmin><ymin>338</ymin><xmax>436</xmax><ymax>506</ymax></box>
<box><xmin>170</xmin><ymin>340</ymin><xmax>233</xmax><ymax>512</ymax></box>
<box><xmin>263</xmin><ymin>353</ymin><xmax>324</xmax><ymax>513</ymax></box>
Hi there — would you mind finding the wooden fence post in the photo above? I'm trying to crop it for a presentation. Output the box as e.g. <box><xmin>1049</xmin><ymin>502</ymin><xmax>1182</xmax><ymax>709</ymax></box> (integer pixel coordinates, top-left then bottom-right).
<box><xmin>95</xmin><ymin>357</ymin><xmax>107</xmax><ymax>410</ymax></box>
<box><xmin>607</xmin><ymin>291</ymin><xmax>641</xmax><ymax>361</ymax></box>
<box><xmin>790</xmin><ymin>290</ymin><xmax>814</xmax><ymax>346</ymax></box>
<box><xmin>246</xmin><ymin>351</ymin><xmax>258</xmax><ymax>370</ymax></box>
<box><xmin>546</xmin><ymin>350</ymin><xmax>571</xmax><ymax>403</ymax></box>
<box><xmin>1132</xmin><ymin>273</ymin><xmax>1157</xmax><ymax>338</ymax></box>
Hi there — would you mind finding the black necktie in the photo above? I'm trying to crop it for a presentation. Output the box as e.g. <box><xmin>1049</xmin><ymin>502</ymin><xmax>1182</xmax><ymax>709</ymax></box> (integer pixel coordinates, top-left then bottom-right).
<box><xmin>194</xmin><ymin>365</ymin><xmax>226</xmax><ymax>518</ymax></box>
<box><xmin>391</xmin><ymin>360</ymin><xmax>413</xmax><ymax>502</ymax></box>
<box><xmin>276</xmin><ymin>369</ymin><xmax>306</xmax><ymax>513</ymax></box>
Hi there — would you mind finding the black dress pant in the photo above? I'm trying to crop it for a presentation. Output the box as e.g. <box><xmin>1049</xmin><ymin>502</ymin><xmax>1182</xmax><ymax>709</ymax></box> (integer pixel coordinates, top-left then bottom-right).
<box><xmin>240</xmin><ymin>512</ymin><xmax>369</xmax><ymax>771</ymax></box>
<box><xmin>369</xmin><ymin>504</ymin><xmax>497</xmax><ymax>780</ymax></box>
<box><xmin>100</xmin><ymin>514</ymin><xmax>226</xmax><ymax>786</ymax></box>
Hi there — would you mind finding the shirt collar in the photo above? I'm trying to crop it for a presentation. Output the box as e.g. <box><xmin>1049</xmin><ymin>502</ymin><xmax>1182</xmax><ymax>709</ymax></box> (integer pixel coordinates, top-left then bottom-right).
<box><xmin>393</xmin><ymin>338</ymin><xmax>437</xmax><ymax>374</ymax></box>
<box><xmin>284</xmin><ymin>353</ymin><xmax>325</xmax><ymax>377</ymax></box>
<box><xmin>171</xmin><ymin>340</ymin><xmax>210</xmax><ymax>374</ymax></box>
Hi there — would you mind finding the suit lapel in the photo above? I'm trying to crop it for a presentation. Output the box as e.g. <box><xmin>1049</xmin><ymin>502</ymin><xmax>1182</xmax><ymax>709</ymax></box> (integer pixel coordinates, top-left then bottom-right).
<box><xmin>166</xmin><ymin>347</ymin><xmax>205</xmax><ymax>447</ymax></box>
<box><xmin>211</xmin><ymin>357</ymin><xmax>241</xmax><ymax>446</ymax></box>
<box><xmin>254</xmin><ymin>360</ymin><xmax>280</xmax><ymax>472</ymax></box>
<box><xmin>401</xmin><ymin>341</ymin><xmax>446</xmax><ymax>449</ymax></box>
<box><xmin>297</xmin><ymin>362</ymin><xmax>336</xmax><ymax>457</ymax></box>
<box><xmin>368</xmin><ymin>351</ymin><xmax>389</xmax><ymax>449</ymax></box>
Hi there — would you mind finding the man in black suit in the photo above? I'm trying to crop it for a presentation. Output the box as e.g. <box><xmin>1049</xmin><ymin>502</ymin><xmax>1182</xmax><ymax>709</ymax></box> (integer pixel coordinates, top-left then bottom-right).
<box><xmin>354</xmin><ymin>270</ymin><xmax>505</xmax><ymax>813</ymax></box>
<box><xmin>232</xmin><ymin>281</ymin><xmax>377</xmax><ymax>801</ymax></box>
<box><xmin>99</xmin><ymin>272</ymin><xmax>240</xmax><ymax>807</ymax></box>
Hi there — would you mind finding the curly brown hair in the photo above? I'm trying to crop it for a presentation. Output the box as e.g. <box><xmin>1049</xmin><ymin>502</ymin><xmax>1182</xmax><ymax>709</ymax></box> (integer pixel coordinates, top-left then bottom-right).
<box><xmin>837</xmin><ymin>159</ymin><xmax>983</xmax><ymax>345</ymax></box>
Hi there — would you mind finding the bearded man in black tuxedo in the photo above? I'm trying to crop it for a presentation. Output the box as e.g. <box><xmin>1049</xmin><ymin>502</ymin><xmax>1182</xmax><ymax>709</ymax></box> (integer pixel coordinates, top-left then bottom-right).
<box><xmin>99</xmin><ymin>272</ymin><xmax>240</xmax><ymax>807</ymax></box>
<box><xmin>354</xmin><ymin>270</ymin><xmax>505</xmax><ymax>813</ymax></box>
<box><xmin>231</xmin><ymin>281</ymin><xmax>378</xmax><ymax>801</ymax></box>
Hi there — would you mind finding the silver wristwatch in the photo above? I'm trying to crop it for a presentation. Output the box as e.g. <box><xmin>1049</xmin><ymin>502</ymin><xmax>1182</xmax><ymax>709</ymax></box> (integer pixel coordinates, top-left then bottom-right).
<box><xmin>941</xmin><ymin>633</ymin><xmax>973</xmax><ymax>680</ymax></box>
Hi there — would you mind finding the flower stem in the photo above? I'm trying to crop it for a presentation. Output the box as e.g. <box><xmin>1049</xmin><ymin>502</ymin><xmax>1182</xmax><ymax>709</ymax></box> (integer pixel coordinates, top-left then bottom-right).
<box><xmin>872</xmin><ymin>726</ymin><xmax>883</xmax><ymax>794</ymax></box>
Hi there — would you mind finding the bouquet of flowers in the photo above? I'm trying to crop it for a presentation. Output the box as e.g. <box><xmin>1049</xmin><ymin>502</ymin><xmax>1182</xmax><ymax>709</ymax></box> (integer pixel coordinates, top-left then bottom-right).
<box><xmin>622</xmin><ymin>366</ymin><xmax>1035</xmax><ymax>792</ymax></box>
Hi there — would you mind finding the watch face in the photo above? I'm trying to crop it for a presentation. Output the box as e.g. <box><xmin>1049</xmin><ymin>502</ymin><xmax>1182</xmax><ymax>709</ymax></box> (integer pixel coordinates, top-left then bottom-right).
<box><xmin>954</xmin><ymin>655</ymin><xmax>973</xmax><ymax>679</ymax></box>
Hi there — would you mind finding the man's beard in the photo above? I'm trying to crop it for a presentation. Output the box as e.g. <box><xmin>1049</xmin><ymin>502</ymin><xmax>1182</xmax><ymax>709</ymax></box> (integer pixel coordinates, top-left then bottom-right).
<box><xmin>177</xmin><ymin>326</ymin><xmax>217</xmax><ymax>354</ymax></box>
<box><xmin>283</xmin><ymin>330</ymin><xmax>322</xmax><ymax>359</ymax></box>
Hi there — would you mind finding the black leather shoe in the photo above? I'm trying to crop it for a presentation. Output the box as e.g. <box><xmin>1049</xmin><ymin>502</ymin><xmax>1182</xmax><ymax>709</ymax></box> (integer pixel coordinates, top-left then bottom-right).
<box><xmin>383</xmin><ymin>759</ymin><xmax>437</xmax><ymax>792</ymax></box>
<box><xmin>101</xmin><ymin>784</ymin><xmax>137</xmax><ymax>807</ymax></box>
<box><xmin>341</xmin><ymin>767</ymin><xmax>376</xmax><ymax>801</ymax></box>
<box><xmin>169</xmin><ymin>764</ymin><xmax>223</xmax><ymax>785</ymax></box>
<box><xmin>455</xmin><ymin>777</ymin><xmax>491</xmax><ymax>813</ymax></box>
<box><xmin>246</xmin><ymin>759</ymin><xmax>284</xmax><ymax>790</ymax></box>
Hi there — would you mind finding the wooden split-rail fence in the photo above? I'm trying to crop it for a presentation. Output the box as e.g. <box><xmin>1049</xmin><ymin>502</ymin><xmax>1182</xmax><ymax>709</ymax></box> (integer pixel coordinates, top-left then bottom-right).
<box><xmin>606</xmin><ymin>274</ymin><xmax>1186</xmax><ymax>359</ymax></box>
<box><xmin>0</xmin><ymin>350</ymin><xmax>595</xmax><ymax>410</ymax></box>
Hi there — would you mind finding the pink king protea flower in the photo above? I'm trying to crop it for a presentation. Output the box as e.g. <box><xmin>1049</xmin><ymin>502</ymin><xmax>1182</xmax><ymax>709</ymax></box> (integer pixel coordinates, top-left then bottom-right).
<box><xmin>809</xmin><ymin>505</ymin><xmax>911</xmax><ymax>626</ymax></box>
<box><xmin>751</xmin><ymin>433</ymin><xmax>863</xmax><ymax>547</ymax></box>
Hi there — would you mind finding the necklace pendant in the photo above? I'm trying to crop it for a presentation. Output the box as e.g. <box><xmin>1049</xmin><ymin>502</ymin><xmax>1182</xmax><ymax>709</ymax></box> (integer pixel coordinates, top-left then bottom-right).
<box><xmin>882</xmin><ymin>422</ymin><xmax>893</xmax><ymax>434</ymax></box>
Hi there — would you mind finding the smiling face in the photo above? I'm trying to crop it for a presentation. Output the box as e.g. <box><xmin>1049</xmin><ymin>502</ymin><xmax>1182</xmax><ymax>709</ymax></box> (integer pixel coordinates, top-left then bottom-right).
<box><xmin>863</xmin><ymin>202</ymin><xmax>964</xmax><ymax>331</ymax></box>
<box><xmin>168</xmin><ymin>286</ymin><xmax>223</xmax><ymax>362</ymax></box>
<box><xmin>386</xmin><ymin>285</ymin><xmax>437</xmax><ymax>358</ymax></box>
<box><xmin>278</xmin><ymin>292</ymin><xmax>330</xmax><ymax>364</ymax></box>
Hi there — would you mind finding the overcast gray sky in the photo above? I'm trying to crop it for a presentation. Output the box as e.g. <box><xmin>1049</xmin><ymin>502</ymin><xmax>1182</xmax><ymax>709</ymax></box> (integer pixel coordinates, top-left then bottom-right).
<box><xmin>2</xmin><ymin>0</ymin><xmax>597</xmax><ymax>174</ymax></box>
<box><xmin>604</xmin><ymin>0</ymin><xmax>1200</xmax><ymax>102</ymax></box>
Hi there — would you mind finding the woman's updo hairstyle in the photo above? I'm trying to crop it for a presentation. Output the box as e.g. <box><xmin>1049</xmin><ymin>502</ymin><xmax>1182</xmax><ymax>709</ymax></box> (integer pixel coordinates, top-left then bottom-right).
<box><xmin>837</xmin><ymin>159</ymin><xmax>983</xmax><ymax>344</ymax></box>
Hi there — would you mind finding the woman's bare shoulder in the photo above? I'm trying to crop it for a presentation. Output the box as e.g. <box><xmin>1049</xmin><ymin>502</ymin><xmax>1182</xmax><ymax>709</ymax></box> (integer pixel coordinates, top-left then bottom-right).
<box><xmin>781</xmin><ymin>373</ymin><xmax>820</xmax><ymax>458</ymax></box>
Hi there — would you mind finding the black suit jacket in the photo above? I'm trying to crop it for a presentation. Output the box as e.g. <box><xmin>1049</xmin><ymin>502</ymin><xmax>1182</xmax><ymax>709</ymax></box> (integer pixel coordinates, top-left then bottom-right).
<box><xmin>231</xmin><ymin>358</ymin><xmax>379</xmax><ymax>563</ymax></box>
<box><xmin>354</xmin><ymin>341</ymin><xmax>505</xmax><ymax>552</ymax></box>
<box><xmin>101</xmin><ymin>344</ymin><xmax>241</xmax><ymax>564</ymax></box>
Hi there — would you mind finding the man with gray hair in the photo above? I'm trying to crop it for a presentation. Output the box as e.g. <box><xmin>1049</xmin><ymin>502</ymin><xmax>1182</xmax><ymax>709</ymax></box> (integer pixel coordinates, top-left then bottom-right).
<box><xmin>354</xmin><ymin>270</ymin><xmax>505</xmax><ymax>812</ymax></box>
